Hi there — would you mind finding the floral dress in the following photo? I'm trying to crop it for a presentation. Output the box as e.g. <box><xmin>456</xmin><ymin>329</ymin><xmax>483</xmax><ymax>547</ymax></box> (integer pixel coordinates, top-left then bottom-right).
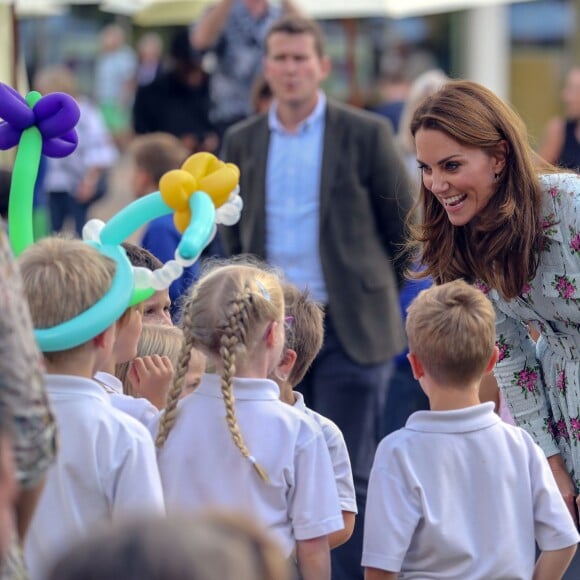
<box><xmin>477</xmin><ymin>173</ymin><xmax>580</xmax><ymax>490</ymax></box>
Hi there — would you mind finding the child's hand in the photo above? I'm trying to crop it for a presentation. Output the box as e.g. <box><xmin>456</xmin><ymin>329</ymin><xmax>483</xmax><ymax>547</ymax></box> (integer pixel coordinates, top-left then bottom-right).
<box><xmin>128</xmin><ymin>355</ymin><xmax>173</xmax><ymax>410</ymax></box>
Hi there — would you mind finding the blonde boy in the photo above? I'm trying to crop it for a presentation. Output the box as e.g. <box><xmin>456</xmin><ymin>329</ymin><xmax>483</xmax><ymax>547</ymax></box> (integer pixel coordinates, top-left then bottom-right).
<box><xmin>18</xmin><ymin>238</ymin><xmax>164</xmax><ymax>580</ymax></box>
<box><xmin>274</xmin><ymin>284</ymin><xmax>357</xmax><ymax>548</ymax></box>
<box><xmin>363</xmin><ymin>280</ymin><xmax>579</xmax><ymax>580</ymax></box>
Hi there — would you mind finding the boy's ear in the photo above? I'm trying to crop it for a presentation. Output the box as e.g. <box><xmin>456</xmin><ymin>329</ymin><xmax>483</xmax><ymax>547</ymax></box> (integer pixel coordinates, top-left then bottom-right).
<box><xmin>92</xmin><ymin>325</ymin><xmax>116</xmax><ymax>350</ymax></box>
<box><xmin>484</xmin><ymin>346</ymin><xmax>500</xmax><ymax>374</ymax></box>
<box><xmin>407</xmin><ymin>352</ymin><xmax>425</xmax><ymax>381</ymax></box>
<box><xmin>277</xmin><ymin>348</ymin><xmax>297</xmax><ymax>380</ymax></box>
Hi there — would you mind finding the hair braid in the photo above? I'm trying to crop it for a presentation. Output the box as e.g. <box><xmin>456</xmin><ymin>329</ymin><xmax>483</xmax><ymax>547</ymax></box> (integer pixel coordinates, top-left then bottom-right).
<box><xmin>156</xmin><ymin>300</ymin><xmax>196</xmax><ymax>448</ymax></box>
<box><xmin>219</xmin><ymin>287</ymin><xmax>269</xmax><ymax>483</ymax></box>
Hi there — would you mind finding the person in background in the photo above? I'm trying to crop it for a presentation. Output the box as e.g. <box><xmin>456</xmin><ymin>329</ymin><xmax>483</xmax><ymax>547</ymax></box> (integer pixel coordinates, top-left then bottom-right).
<box><xmin>250</xmin><ymin>74</ymin><xmax>273</xmax><ymax>115</ymax></box>
<box><xmin>220</xmin><ymin>16</ymin><xmax>413</xmax><ymax>580</ymax></box>
<box><xmin>396</xmin><ymin>68</ymin><xmax>449</xmax><ymax>184</ymax></box>
<box><xmin>273</xmin><ymin>284</ymin><xmax>357</xmax><ymax>549</ymax></box>
<box><xmin>136</xmin><ymin>32</ymin><xmax>164</xmax><ymax>87</ymax></box>
<box><xmin>122</xmin><ymin>243</ymin><xmax>173</xmax><ymax>326</ymax></box>
<box><xmin>539</xmin><ymin>66</ymin><xmax>580</xmax><ymax>170</ymax></box>
<box><xmin>94</xmin><ymin>23</ymin><xmax>137</xmax><ymax>149</ymax></box>
<box><xmin>369</xmin><ymin>71</ymin><xmax>410</xmax><ymax>134</ymax></box>
<box><xmin>127</xmin><ymin>134</ymin><xmax>200</xmax><ymax>320</ymax></box>
<box><xmin>133</xmin><ymin>28</ymin><xmax>218</xmax><ymax>155</ymax></box>
<box><xmin>0</xmin><ymin>229</ymin><xmax>57</xmax><ymax>579</ymax></box>
<box><xmin>191</xmin><ymin>0</ymin><xmax>301</xmax><ymax>138</ymax></box>
<box><xmin>34</xmin><ymin>66</ymin><xmax>118</xmax><ymax>237</ymax></box>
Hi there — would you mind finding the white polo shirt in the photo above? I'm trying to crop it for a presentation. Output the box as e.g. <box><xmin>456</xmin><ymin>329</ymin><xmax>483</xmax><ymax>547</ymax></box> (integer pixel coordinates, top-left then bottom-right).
<box><xmin>293</xmin><ymin>392</ymin><xmax>357</xmax><ymax>514</ymax></box>
<box><xmin>362</xmin><ymin>402</ymin><xmax>580</xmax><ymax>579</ymax></box>
<box><xmin>25</xmin><ymin>375</ymin><xmax>165</xmax><ymax>580</ymax></box>
<box><xmin>94</xmin><ymin>371</ymin><xmax>160</xmax><ymax>429</ymax></box>
<box><xmin>153</xmin><ymin>374</ymin><xmax>344</xmax><ymax>556</ymax></box>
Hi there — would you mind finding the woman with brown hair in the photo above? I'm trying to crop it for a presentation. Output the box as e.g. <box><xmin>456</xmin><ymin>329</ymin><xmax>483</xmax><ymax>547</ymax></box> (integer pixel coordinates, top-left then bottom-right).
<box><xmin>408</xmin><ymin>80</ymin><xmax>580</xmax><ymax>524</ymax></box>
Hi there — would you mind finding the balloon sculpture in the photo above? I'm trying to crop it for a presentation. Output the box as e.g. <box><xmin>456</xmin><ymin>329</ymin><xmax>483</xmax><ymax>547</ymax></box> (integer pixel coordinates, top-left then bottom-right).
<box><xmin>0</xmin><ymin>82</ymin><xmax>242</xmax><ymax>352</ymax></box>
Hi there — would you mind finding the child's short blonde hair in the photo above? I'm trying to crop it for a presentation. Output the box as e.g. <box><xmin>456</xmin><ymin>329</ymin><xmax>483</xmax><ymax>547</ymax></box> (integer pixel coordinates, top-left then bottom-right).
<box><xmin>18</xmin><ymin>237</ymin><xmax>116</xmax><ymax>359</ymax></box>
<box><xmin>406</xmin><ymin>280</ymin><xmax>495</xmax><ymax>387</ymax></box>
<box><xmin>282</xmin><ymin>284</ymin><xmax>324</xmax><ymax>387</ymax></box>
<box><xmin>156</xmin><ymin>260</ymin><xmax>284</xmax><ymax>482</ymax></box>
<box><xmin>117</xmin><ymin>325</ymin><xmax>183</xmax><ymax>395</ymax></box>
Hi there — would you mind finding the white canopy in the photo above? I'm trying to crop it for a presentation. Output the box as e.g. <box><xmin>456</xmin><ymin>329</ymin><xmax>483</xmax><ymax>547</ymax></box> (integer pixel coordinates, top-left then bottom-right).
<box><xmin>293</xmin><ymin>0</ymin><xmax>534</xmax><ymax>19</ymax></box>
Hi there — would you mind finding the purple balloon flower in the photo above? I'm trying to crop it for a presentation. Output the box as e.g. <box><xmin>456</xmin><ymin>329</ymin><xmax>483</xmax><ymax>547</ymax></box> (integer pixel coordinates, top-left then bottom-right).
<box><xmin>0</xmin><ymin>83</ymin><xmax>80</xmax><ymax>158</ymax></box>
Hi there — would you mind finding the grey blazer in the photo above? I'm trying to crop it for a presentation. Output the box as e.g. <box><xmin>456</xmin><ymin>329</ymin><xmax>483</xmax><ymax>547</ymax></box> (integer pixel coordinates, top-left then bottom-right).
<box><xmin>220</xmin><ymin>100</ymin><xmax>414</xmax><ymax>365</ymax></box>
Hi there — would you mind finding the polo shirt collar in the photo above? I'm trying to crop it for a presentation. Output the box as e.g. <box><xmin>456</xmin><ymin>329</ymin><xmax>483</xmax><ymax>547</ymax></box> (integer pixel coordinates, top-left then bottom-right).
<box><xmin>293</xmin><ymin>391</ymin><xmax>307</xmax><ymax>411</ymax></box>
<box><xmin>405</xmin><ymin>402</ymin><xmax>500</xmax><ymax>434</ymax></box>
<box><xmin>196</xmin><ymin>373</ymin><xmax>280</xmax><ymax>400</ymax></box>
<box><xmin>44</xmin><ymin>374</ymin><xmax>111</xmax><ymax>404</ymax></box>
<box><xmin>268</xmin><ymin>91</ymin><xmax>327</xmax><ymax>133</ymax></box>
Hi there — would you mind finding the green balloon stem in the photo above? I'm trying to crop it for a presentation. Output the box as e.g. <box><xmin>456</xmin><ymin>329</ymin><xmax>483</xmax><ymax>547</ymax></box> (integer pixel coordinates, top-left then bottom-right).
<box><xmin>8</xmin><ymin>126</ymin><xmax>43</xmax><ymax>256</ymax></box>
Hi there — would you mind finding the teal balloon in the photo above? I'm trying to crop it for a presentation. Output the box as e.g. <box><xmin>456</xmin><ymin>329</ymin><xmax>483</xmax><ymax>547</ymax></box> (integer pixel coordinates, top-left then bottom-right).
<box><xmin>100</xmin><ymin>192</ymin><xmax>172</xmax><ymax>246</ymax></box>
<box><xmin>178</xmin><ymin>191</ymin><xmax>216</xmax><ymax>260</ymax></box>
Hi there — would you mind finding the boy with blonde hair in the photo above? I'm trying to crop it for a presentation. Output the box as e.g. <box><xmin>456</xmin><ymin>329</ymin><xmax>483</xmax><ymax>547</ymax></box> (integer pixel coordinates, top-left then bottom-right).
<box><xmin>18</xmin><ymin>238</ymin><xmax>164</xmax><ymax>580</ymax></box>
<box><xmin>362</xmin><ymin>280</ymin><xmax>579</xmax><ymax>580</ymax></box>
<box><xmin>274</xmin><ymin>284</ymin><xmax>357</xmax><ymax>548</ymax></box>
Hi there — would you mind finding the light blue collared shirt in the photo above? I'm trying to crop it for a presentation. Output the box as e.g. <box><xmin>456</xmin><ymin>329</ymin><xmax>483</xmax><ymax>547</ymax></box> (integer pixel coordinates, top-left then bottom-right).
<box><xmin>266</xmin><ymin>93</ymin><xmax>327</xmax><ymax>303</ymax></box>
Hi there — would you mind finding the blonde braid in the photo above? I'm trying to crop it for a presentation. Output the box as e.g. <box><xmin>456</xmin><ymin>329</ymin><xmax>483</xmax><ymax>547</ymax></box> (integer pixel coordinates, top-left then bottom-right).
<box><xmin>220</xmin><ymin>287</ymin><xmax>269</xmax><ymax>483</ymax></box>
<box><xmin>156</xmin><ymin>302</ymin><xmax>196</xmax><ymax>448</ymax></box>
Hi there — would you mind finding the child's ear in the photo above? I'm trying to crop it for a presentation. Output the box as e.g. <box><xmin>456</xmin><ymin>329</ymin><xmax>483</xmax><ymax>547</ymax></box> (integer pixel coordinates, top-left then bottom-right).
<box><xmin>407</xmin><ymin>352</ymin><xmax>425</xmax><ymax>380</ymax></box>
<box><xmin>264</xmin><ymin>320</ymin><xmax>280</xmax><ymax>348</ymax></box>
<box><xmin>277</xmin><ymin>349</ymin><xmax>297</xmax><ymax>380</ymax></box>
<box><xmin>484</xmin><ymin>346</ymin><xmax>500</xmax><ymax>374</ymax></box>
<box><xmin>92</xmin><ymin>325</ymin><xmax>116</xmax><ymax>351</ymax></box>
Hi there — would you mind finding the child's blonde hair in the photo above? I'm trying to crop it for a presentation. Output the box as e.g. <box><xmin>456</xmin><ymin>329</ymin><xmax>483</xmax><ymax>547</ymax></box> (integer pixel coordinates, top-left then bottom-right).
<box><xmin>282</xmin><ymin>284</ymin><xmax>324</xmax><ymax>387</ymax></box>
<box><xmin>406</xmin><ymin>280</ymin><xmax>496</xmax><ymax>387</ymax></box>
<box><xmin>156</xmin><ymin>262</ymin><xmax>284</xmax><ymax>482</ymax></box>
<box><xmin>18</xmin><ymin>237</ymin><xmax>116</xmax><ymax>360</ymax></box>
<box><xmin>117</xmin><ymin>325</ymin><xmax>184</xmax><ymax>396</ymax></box>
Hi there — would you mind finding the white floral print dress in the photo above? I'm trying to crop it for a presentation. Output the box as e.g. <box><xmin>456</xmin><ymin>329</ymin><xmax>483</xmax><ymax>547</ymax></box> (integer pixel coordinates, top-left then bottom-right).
<box><xmin>477</xmin><ymin>173</ymin><xmax>580</xmax><ymax>490</ymax></box>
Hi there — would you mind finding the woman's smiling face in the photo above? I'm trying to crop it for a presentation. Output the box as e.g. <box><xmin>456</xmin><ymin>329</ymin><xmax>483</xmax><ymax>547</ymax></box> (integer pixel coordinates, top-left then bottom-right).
<box><xmin>415</xmin><ymin>128</ymin><xmax>506</xmax><ymax>227</ymax></box>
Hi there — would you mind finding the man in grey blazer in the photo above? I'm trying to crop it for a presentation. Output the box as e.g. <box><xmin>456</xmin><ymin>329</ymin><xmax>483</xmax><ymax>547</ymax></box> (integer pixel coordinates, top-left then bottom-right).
<box><xmin>220</xmin><ymin>15</ymin><xmax>413</xmax><ymax>579</ymax></box>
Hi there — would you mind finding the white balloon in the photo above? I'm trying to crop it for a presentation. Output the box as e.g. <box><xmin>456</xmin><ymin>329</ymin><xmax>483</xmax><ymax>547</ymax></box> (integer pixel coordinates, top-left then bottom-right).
<box><xmin>82</xmin><ymin>219</ymin><xmax>105</xmax><ymax>242</ymax></box>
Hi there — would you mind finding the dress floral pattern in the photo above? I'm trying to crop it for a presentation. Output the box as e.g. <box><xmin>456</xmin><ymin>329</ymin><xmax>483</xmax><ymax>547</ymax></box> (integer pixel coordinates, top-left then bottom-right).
<box><xmin>482</xmin><ymin>174</ymin><xmax>580</xmax><ymax>490</ymax></box>
<box><xmin>0</xmin><ymin>227</ymin><xmax>57</xmax><ymax>579</ymax></box>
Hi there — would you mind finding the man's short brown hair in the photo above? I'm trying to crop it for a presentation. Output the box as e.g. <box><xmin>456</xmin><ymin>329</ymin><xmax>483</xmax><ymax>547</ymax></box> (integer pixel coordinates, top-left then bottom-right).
<box><xmin>406</xmin><ymin>280</ymin><xmax>496</xmax><ymax>387</ymax></box>
<box><xmin>266</xmin><ymin>15</ymin><xmax>326</xmax><ymax>58</ymax></box>
<box><xmin>282</xmin><ymin>284</ymin><xmax>324</xmax><ymax>387</ymax></box>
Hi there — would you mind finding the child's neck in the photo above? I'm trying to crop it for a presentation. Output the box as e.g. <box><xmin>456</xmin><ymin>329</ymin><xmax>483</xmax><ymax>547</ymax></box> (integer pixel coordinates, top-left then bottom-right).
<box><xmin>427</xmin><ymin>381</ymin><xmax>481</xmax><ymax>412</ymax></box>
<box><xmin>278</xmin><ymin>380</ymin><xmax>296</xmax><ymax>405</ymax></box>
<box><xmin>100</xmin><ymin>360</ymin><xmax>116</xmax><ymax>375</ymax></box>
<box><xmin>44</xmin><ymin>357</ymin><xmax>96</xmax><ymax>379</ymax></box>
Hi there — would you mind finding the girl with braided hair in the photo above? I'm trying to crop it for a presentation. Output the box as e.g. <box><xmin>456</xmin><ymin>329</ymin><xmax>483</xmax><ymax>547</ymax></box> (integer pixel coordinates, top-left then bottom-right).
<box><xmin>151</xmin><ymin>262</ymin><xmax>343</xmax><ymax>580</ymax></box>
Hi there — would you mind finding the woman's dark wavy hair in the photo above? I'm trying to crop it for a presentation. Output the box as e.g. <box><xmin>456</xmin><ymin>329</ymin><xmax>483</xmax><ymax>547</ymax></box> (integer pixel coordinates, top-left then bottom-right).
<box><xmin>407</xmin><ymin>80</ymin><xmax>550</xmax><ymax>300</ymax></box>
